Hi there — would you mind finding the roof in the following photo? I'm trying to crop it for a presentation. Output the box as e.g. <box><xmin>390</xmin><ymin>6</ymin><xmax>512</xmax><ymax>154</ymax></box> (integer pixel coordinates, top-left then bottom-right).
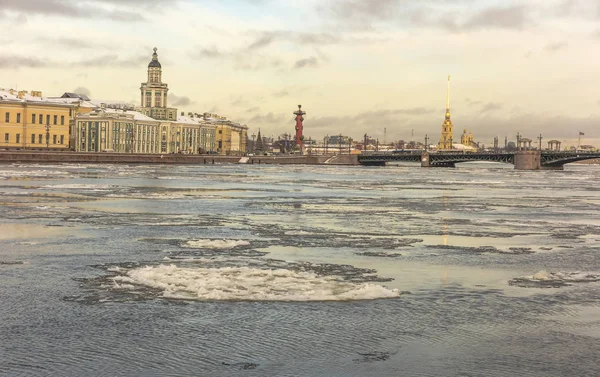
<box><xmin>0</xmin><ymin>89</ymin><xmax>76</xmax><ymax>107</ymax></box>
<box><xmin>148</xmin><ymin>47</ymin><xmax>161</xmax><ymax>68</ymax></box>
<box><xmin>61</xmin><ymin>92</ymin><xmax>91</xmax><ymax>101</ymax></box>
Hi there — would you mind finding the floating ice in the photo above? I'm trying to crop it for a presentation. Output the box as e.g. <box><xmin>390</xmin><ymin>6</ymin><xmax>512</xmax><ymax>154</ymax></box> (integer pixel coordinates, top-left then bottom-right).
<box><xmin>183</xmin><ymin>239</ymin><xmax>250</xmax><ymax>249</ymax></box>
<box><xmin>509</xmin><ymin>270</ymin><xmax>600</xmax><ymax>288</ymax></box>
<box><xmin>124</xmin><ymin>264</ymin><xmax>400</xmax><ymax>301</ymax></box>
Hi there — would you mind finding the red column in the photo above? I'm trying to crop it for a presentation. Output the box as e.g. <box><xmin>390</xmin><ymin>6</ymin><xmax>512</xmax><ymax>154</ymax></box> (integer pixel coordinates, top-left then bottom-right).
<box><xmin>293</xmin><ymin>105</ymin><xmax>305</xmax><ymax>151</ymax></box>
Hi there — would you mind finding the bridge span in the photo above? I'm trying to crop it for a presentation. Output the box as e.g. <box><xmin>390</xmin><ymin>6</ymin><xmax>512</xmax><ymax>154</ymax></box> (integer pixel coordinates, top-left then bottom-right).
<box><xmin>358</xmin><ymin>150</ymin><xmax>600</xmax><ymax>170</ymax></box>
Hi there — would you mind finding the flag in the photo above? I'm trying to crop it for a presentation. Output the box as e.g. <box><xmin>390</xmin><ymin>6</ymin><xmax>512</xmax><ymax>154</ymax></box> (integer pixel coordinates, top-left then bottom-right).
<box><xmin>579</xmin><ymin>132</ymin><xmax>585</xmax><ymax>136</ymax></box>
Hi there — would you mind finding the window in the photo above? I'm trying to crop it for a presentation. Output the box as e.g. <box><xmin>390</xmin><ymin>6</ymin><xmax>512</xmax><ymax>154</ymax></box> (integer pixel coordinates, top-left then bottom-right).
<box><xmin>53</xmin><ymin>135</ymin><xmax>57</xmax><ymax>144</ymax></box>
<box><xmin>5</xmin><ymin>112</ymin><xmax>9</xmax><ymax>122</ymax></box>
<box><xmin>16</xmin><ymin>134</ymin><xmax>20</xmax><ymax>143</ymax></box>
<box><xmin>32</xmin><ymin>114</ymin><xmax>36</xmax><ymax>123</ymax></box>
<box><xmin>16</xmin><ymin>113</ymin><xmax>21</xmax><ymax>123</ymax></box>
<box><xmin>54</xmin><ymin>115</ymin><xmax>57</xmax><ymax>125</ymax></box>
<box><xmin>39</xmin><ymin>115</ymin><xmax>43</xmax><ymax>124</ymax></box>
<box><xmin>60</xmin><ymin>135</ymin><xmax>64</xmax><ymax>145</ymax></box>
<box><xmin>60</xmin><ymin>116</ymin><xmax>64</xmax><ymax>125</ymax></box>
<box><xmin>31</xmin><ymin>134</ymin><xmax>35</xmax><ymax>144</ymax></box>
<box><xmin>4</xmin><ymin>133</ymin><xmax>8</xmax><ymax>142</ymax></box>
<box><xmin>39</xmin><ymin>134</ymin><xmax>42</xmax><ymax>144</ymax></box>
<box><xmin>46</xmin><ymin>115</ymin><xmax>50</xmax><ymax>125</ymax></box>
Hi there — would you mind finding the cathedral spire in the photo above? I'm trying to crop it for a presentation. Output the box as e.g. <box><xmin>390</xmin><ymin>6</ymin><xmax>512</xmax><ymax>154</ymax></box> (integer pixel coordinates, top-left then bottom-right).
<box><xmin>439</xmin><ymin>75</ymin><xmax>454</xmax><ymax>150</ymax></box>
<box><xmin>446</xmin><ymin>75</ymin><xmax>450</xmax><ymax>110</ymax></box>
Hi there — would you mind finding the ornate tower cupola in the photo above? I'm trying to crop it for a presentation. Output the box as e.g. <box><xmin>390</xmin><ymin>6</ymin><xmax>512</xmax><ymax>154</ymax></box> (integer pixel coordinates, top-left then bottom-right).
<box><xmin>439</xmin><ymin>75</ymin><xmax>454</xmax><ymax>150</ymax></box>
<box><xmin>140</xmin><ymin>47</ymin><xmax>170</xmax><ymax>113</ymax></box>
<box><xmin>148</xmin><ymin>47</ymin><xmax>162</xmax><ymax>83</ymax></box>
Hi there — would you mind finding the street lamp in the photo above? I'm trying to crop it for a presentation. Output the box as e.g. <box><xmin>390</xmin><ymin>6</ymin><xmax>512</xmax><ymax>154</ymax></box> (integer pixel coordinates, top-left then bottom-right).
<box><xmin>45</xmin><ymin>121</ymin><xmax>51</xmax><ymax>150</ymax></box>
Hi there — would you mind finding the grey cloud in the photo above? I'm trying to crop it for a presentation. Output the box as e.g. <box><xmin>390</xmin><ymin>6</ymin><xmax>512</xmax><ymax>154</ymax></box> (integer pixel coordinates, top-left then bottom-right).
<box><xmin>70</xmin><ymin>54</ymin><xmax>147</xmax><ymax>68</ymax></box>
<box><xmin>38</xmin><ymin>37</ymin><xmax>106</xmax><ymax>50</ymax></box>
<box><xmin>464</xmin><ymin>98</ymin><xmax>483</xmax><ymax>106</ymax></box>
<box><xmin>190</xmin><ymin>46</ymin><xmax>283</xmax><ymax>71</ymax></box>
<box><xmin>245</xmin><ymin>106</ymin><xmax>261</xmax><ymax>113</ymax></box>
<box><xmin>462</xmin><ymin>5</ymin><xmax>528</xmax><ymax>30</ymax></box>
<box><xmin>294</xmin><ymin>57</ymin><xmax>319</xmax><ymax>69</ymax></box>
<box><xmin>480</xmin><ymin>102</ymin><xmax>503</xmax><ymax>113</ymax></box>
<box><xmin>244</xmin><ymin>112</ymin><xmax>288</xmax><ymax>126</ymax></box>
<box><xmin>169</xmin><ymin>93</ymin><xmax>194</xmax><ymax>107</ymax></box>
<box><xmin>230</xmin><ymin>96</ymin><xmax>248</xmax><ymax>107</ymax></box>
<box><xmin>248</xmin><ymin>31</ymin><xmax>343</xmax><ymax>50</ymax></box>
<box><xmin>0</xmin><ymin>0</ymin><xmax>145</xmax><ymax>21</ymax></box>
<box><xmin>0</xmin><ymin>55</ymin><xmax>48</xmax><ymax>69</ymax></box>
<box><xmin>320</xmin><ymin>1</ymin><xmax>531</xmax><ymax>32</ymax></box>
<box><xmin>73</xmin><ymin>87</ymin><xmax>91</xmax><ymax>97</ymax></box>
<box><xmin>544</xmin><ymin>42</ymin><xmax>568</xmax><ymax>53</ymax></box>
<box><xmin>191</xmin><ymin>46</ymin><xmax>223</xmax><ymax>59</ymax></box>
<box><xmin>273</xmin><ymin>90</ymin><xmax>289</xmax><ymax>98</ymax></box>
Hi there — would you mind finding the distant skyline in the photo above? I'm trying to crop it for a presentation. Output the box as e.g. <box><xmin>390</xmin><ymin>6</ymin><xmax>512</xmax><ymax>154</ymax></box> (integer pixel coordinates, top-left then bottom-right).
<box><xmin>2</xmin><ymin>0</ymin><xmax>599</xmax><ymax>147</ymax></box>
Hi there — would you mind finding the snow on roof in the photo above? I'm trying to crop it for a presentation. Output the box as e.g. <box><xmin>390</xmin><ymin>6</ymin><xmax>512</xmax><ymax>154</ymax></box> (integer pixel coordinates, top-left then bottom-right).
<box><xmin>103</xmin><ymin>108</ymin><xmax>158</xmax><ymax>122</ymax></box>
<box><xmin>0</xmin><ymin>89</ymin><xmax>77</xmax><ymax>106</ymax></box>
<box><xmin>452</xmin><ymin>143</ymin><xmax>477</xmax><ymax>150</ymax></box>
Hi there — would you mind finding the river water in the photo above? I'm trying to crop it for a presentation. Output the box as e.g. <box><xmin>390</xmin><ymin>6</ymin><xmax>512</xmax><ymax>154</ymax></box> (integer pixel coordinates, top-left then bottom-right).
<box><xmin>1</xmin><ymin>162</ymin><xmax>600</xmax><ymax>377</ymax></box>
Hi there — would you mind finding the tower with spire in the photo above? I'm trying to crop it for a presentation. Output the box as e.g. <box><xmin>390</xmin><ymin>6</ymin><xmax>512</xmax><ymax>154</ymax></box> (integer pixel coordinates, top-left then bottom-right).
<box><xmin>438</xmin><ymin>75</ymin><xmax>454</xmax><ymax>150</ymax></box>
<box><xmin>138</xmin><ymin>48</ymin><xmax>177</xmax><ymax>121</ymax></box>
<box><xmin>254</xmin><ymin>129</ymin><xmax>264</xmax><ymax>154</ymax></box>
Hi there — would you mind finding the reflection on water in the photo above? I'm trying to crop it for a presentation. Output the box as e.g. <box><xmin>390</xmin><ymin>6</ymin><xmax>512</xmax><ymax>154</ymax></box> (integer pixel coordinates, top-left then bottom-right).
<box><xmin>1</xmin><ymin>162</ymin><xmax>600</xmax><ymax>376</ymax></box>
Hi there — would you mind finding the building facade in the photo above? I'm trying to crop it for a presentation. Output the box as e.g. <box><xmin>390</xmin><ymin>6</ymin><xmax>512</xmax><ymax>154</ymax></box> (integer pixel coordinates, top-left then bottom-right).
<box><xmin>214</xmin><ymin>119</ymin><xmax>247</xmax><ymax>155</ymax></box>
<box><xmin>0</xmin><ymin>89</ymin><xmax>74</xmax><ymax>150</ymax></box>
<box><xmin>75</xmin><ymin>109</ymin><xmax>218</xmax><ymax>154</ymax></box>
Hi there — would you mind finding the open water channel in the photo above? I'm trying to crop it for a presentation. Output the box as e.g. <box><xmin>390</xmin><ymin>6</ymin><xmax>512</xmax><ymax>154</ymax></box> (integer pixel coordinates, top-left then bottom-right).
<box><xmin>1</xmin><ymin>162</ymin><xmax>600</xmax><ymax>376</ymax></box>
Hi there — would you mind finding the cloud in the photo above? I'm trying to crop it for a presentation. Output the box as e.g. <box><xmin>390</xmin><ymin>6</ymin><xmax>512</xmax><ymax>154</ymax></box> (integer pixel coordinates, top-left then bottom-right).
<box><xmin>73</xmin><ymin>86</ymin><xmax>91</xmax><ymax>97</ymax></box>
<box><xmin>247</xmin><ymin>31</ymin><xmax>343</xmax><ymax>50</ymax></box>
<box><xmin>273</xmin><ymin>90</ymin><xmax>289</xmax><ymax>98</ymax></box>
<box><xmin>169</xmin><ymin>93</ymin><xmax>194</xmax><ymax>107</ymax></box>
<box><xmin>0</xmin><ymin>0</ymin><xmax>145</xmax><ymax>21</ymax></box>
<box><xmin>70</xmin><ymin>54</ymin><xmax>147</xmax><ymax>68</ymax></box>
<box><xmin>245</xmin><ymin>106</ymin><xmax>261</xmax><ymax>113</ymax></box>
<box><xmin>480</xmin><ymin>102</ymin><xmax>503</xmax><ymax>113</ymax></box>
<box><xmin>544</xmin><ymin>41</ymin><xmax>568</xmax><ymax>53</ymax></box>
<box><xmin>39</xmin><ymin>37</ymin><xmax>107</xmax><ymax>50</ymax></box>
<box><xmin>190</xmin><ymin>46</ymin><xmax>283</xmax><ymax>71</ymax></box>
<box><xmin>191</xmin><ymin>46</ymin><xmax>223</xmax><ymax>59</ymax></box>
<box><xmin>0</xmin><ymin>55</ymin><xmax>47</xmax><ymax>69</ymax></box>
<box><xmin>294</xmin><ymin>56</ymin><xmax>319</xmax><ymax>69</ymax></box>
<box><xmin>319</xmin><ymin>1</ymin><xmax>531</xmax><ymax>32</ymax></box>
<box><xmin>461</xmin><ymin>5</ymin><xmax>528</xmax><ymax>30</ymax></box>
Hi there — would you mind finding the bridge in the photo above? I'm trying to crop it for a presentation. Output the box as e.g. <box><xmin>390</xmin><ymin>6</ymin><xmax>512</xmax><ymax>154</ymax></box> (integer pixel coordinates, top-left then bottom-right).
<box><xmin>358</xmin><ymin>151</ymin><xmax>600</xmax><ymax>170</ymax></box>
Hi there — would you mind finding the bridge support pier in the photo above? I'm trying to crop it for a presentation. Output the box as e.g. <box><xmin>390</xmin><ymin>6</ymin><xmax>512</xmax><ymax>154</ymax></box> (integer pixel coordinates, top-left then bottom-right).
<box><xmin>421</xmin><ymin>152</ymin><xmax>430</xmax><ymax>167</ymax></box>
<box><xmin>514</xmin><ymin>151</ymin><xmax>541</xmax><ymax>170</ymax></box>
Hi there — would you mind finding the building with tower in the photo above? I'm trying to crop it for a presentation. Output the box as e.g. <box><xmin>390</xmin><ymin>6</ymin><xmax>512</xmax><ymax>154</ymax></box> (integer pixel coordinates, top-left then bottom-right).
<box><xmin>438</xmin><ymin>76</ymin><xmax>453</xmax><ymax>150</ymax></box>
<box><xmin>137</xmin><ymin>48</ymin><xmax>177</xmax><ymax>121</ymax></box>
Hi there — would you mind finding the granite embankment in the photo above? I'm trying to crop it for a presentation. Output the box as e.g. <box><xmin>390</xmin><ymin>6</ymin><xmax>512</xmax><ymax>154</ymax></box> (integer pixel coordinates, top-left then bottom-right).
<box><xmin>0</xmin><ymin>151</ymin><xmax>359</xmax><ymax>165</ymax></box>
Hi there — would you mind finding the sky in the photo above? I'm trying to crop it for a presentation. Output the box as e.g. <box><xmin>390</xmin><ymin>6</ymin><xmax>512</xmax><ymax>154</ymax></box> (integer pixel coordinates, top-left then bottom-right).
<box><xmin>1</xmin><ymin>0</ymin><xmax>599</xmax><ymax>147</ymax></box>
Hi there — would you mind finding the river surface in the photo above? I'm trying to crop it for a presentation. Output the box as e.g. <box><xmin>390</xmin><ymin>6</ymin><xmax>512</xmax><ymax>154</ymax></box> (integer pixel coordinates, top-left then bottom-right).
<box><xmin>1</xmin><ymin>162</ymin><xmax>600</xmax><ymax>377</ymax></box>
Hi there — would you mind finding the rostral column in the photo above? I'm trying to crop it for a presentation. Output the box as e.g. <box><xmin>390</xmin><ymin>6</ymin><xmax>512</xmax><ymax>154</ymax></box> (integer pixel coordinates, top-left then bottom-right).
<box><xmin>293</xmin><ymin>104</ymin><xmax>306</xmax><ymax>151</ymax></box>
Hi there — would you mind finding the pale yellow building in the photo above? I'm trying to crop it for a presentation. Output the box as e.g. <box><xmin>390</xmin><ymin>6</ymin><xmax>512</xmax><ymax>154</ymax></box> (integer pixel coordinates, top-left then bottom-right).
<box><xmin>205</xmin><ymin>113</ymin><xmax>248</xmax><ymax>155</ymax></box>
<box><xmin>0</xmin><ymin>89</ymin><xmax>73</xmax><ymax>150</ymax></box>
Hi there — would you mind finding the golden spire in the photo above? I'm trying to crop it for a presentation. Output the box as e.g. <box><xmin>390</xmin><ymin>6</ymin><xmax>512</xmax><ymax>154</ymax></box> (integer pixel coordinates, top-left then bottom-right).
<box><xmin>446</xmin><ymin>75</ymin><xmax>450</xmax><ymax>110</ymax></box>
